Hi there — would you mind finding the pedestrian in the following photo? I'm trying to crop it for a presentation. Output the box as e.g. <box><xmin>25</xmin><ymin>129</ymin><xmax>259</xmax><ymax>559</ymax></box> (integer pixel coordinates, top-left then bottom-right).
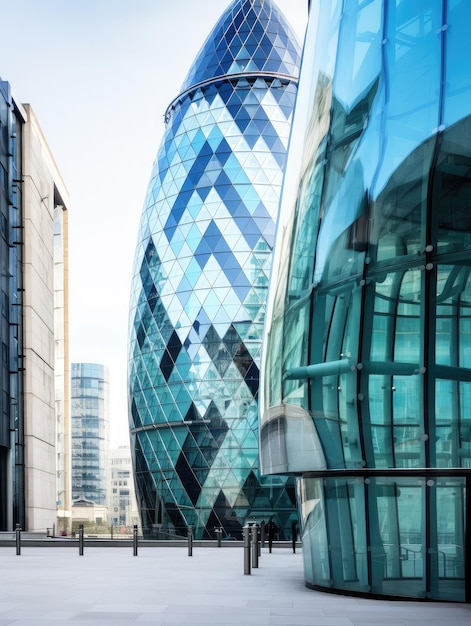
<box><xmin>260</xmin><ymin>520</ymin><xmax>266</xmax><ymax>548</ymax></box>
<box><xmin>291</xmin><ymin>519</ymin><xmax>298</xmax><ymax>553</ymax></box>
<box><xmin>267</xmin><ymin>517</ymin><xmax>278</xmax><ymax>553</ymax></box>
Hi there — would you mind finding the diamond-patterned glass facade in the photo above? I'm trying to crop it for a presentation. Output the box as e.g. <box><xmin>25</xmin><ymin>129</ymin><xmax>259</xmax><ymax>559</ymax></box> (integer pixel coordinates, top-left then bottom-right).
<box><xmin>129</xmin><ymin>0</ymin><xmax>300</xmax><ymax>539</ymax></box>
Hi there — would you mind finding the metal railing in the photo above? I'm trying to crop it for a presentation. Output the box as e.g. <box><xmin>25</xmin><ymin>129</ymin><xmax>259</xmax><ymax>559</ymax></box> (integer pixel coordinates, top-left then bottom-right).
<box><xmin>383</xmin><ymin>543</ymin><xmax>465</xmax><ymax>580</ymax></box>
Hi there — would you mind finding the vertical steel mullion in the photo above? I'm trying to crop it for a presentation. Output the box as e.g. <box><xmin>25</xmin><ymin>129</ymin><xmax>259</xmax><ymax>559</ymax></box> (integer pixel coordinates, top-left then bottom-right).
<box><xmin>364</xmin><ymin>478</ymin><xmax>373</xmax><ymax>592</ymax></box>
<box><xmin>465</xmin><ymin>474</ymin><xmax>471</xmax><ymax>603</ymax></box>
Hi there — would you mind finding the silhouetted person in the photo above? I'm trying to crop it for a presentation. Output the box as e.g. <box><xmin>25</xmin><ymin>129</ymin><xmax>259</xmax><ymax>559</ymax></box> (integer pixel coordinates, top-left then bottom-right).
<box><xmin>260</xmin><ymin>520</ymin><xmax>266</xmax><ymax>548</ymax></box>
<box><xmin>267</xmin><ymin>517</ymin><xmax>278</xmax><ymax>553</ymax></box>
<box><xmin>291</xmin><ymin>520</ymin><xmax>298</xmax><ymax>553</ymax></box>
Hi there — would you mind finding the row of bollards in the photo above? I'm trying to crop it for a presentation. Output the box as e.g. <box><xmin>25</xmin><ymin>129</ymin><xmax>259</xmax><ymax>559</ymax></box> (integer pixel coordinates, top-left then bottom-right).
<box><xmin>81</xmin><ymin>524</ymin><xmax>139</xmax><ymax>557</ymax></box>
<box><xmin>79</xmin><ymin>524</ymin><xmax>140</xmax><ymax>556</ymax></box>
<box><xmin>12</xmin><ymin>523</ymin><xmax>264</xmax><ymax>575</ymax></box>
<box><xmin>13</xmin><ymin>524</ymin><xmax>140</xmax><ymax>557</ymax></box>
<box><xmin>11</xmin><ymin>523</ymin><xmax>195</xmax><ymax>558</ymax></box>
<box><xmin>243</xmin><ymin>524</ymin><xmax>260</xmax><ymax>575</ymax></box>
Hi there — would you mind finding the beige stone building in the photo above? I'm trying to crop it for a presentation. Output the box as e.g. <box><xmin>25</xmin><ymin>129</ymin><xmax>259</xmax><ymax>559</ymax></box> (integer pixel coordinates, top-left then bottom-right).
<box><xmin>0</xmin><ymin>79</ymin><xmax>70</xmax><ymax>532</ymax></box>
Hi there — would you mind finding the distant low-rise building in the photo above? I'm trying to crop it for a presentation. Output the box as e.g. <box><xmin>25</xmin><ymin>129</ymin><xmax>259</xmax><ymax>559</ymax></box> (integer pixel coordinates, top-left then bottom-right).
<box><xmin>71</xmin><ymin>498</ymin><xmax>108</xmax><ymax>528</ymax></box>
<box><xmin>108</xmin><ymin>445</ymin><xmax>140</xmax><ymax>532</ymax></box>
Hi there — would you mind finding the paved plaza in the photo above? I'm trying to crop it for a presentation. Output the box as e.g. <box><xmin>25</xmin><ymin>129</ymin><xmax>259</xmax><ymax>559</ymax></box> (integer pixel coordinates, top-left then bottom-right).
<box><xmin>0</xmin><ymin>544</ymin><xmax>470</xmax><ymax>625</ymax></box>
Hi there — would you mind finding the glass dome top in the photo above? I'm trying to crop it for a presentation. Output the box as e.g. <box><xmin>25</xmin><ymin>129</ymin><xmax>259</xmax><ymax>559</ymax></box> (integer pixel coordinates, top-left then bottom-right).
<box><xmin>179</xmin><ymin>0</ymin><xmax>301</xmax><ymax>95</ymax></box>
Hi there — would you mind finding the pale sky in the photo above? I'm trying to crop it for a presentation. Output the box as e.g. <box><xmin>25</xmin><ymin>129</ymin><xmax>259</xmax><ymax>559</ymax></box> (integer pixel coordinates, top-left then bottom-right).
<box><xmin>0</xmin><ymin>0</ymin><xmax>308</xmax><ymax>446</ymax></box>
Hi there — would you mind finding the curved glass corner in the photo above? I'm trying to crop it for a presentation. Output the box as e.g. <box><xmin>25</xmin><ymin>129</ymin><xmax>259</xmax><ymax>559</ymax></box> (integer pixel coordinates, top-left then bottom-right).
<box><xmin>261</xmin><ymin>0</ymin><xmax>471</xmax><ymax>602</ymax></box>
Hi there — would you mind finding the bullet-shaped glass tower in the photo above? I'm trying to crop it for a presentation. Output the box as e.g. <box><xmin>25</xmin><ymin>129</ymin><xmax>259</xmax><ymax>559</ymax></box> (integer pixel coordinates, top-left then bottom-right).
<box><xmin>129</xmin><ymin>0</ymin><xmax>301</xmax><ymax>539</ymax></box>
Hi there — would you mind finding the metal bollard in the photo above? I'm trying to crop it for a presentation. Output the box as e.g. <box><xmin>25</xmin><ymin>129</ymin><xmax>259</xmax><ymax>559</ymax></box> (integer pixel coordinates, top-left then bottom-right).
<box><xmin>15</xmin><ymin>524</ymin><xmax>21</xmax><ymax>556</ymax></box>
<box><xmin>243</xmin><ymin>525</ymin><xmax>251</xmax><ymax>575</ymax></box>
<box><xmin>216</xmin><ymin>527</ymin><xmax>222</xmax><ymax>547</ymax></box>
<box><xmin>251</xmin><ymin>525</ymin><xmax>259</xmax><ymax>569</ymax></box>
<box><xmin>79</xmin><ymin>524</ymin><xmax>84</xmax><ymax>556</ymax></box>
<box><xmin>111</xmin><ymin>524</ymin><xmax>114</xmax><ymax>540</ymax></box>
<box><xmin>188</xmin><ymin>525</ymin><xmax>193</xmax><ymax>557</ymax></box>
<box><xmin>133</xmin><ymin>524</ymin><xmax>138</xmax><ymax>556</ymax></box>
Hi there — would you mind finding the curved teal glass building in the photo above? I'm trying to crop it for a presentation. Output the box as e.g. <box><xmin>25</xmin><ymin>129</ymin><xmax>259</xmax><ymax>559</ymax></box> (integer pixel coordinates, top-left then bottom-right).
<box><xmin>261</xmin><ymin>0</ymin><xmax>471</xmax><ymax>602</ymax></box>
<box><xmin>129</xmin><ymin>0</ymin><xmax>300</xmax><ymax>539</ymax></box>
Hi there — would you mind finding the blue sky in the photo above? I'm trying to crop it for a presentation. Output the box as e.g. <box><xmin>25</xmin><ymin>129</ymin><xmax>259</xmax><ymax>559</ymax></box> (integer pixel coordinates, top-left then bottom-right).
<box><xmin>1</xmin><ymin>0</ymin><xmax>308</xmax><ymax>445</ymax></box>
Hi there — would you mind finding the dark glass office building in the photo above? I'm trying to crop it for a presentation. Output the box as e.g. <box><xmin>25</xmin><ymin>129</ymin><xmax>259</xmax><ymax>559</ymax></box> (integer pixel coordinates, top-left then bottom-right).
<box><xmin>0</xmin><ymin>80</ymin><xmax>24</xmax><ymax>530</ymax></box>
<box><xmin>261</xmin><ymin>0</ymin><xmax>471</xmax><ymax>602</ymax></box>
<box><xmin>129</xmin><ymin>0</ymin><xmax>300</xmax><ymax>539</ymax></box>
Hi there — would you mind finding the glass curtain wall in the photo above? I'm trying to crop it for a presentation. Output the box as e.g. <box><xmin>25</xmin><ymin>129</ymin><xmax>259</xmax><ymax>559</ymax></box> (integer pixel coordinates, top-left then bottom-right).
<box><xmin>129</xmin><ymin>0</ymin><xmax>301</xmax><ymax>540</ymax></box>
<box><xmin>261</xmin><ymin>0</ymin><xmax>471</xmax><ymax>602</ymax></box>
<box><xmin>0</xmin><ymin>80</ymin><xmax>24</xmax><ymax>530</ymax></box>
<box><xmin>71</xmin><ymin>363</ymin><xmax>110</xmax><ymax>506</ymax></box>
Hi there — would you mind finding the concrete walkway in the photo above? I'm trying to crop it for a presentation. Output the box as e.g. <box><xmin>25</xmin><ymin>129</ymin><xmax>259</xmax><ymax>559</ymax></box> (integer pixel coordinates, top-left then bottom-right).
<box><xmin>0</xmin><ymin>545</ymin><xmax>470</xmax><ymax>625</ymax></box>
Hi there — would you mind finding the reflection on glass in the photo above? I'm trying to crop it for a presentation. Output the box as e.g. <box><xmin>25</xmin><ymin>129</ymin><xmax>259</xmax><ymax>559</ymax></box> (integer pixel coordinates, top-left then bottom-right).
<box><xmin>261</xmin><ymin>0</ymin><xmax>471</xmax><ymax>602</ymax></box>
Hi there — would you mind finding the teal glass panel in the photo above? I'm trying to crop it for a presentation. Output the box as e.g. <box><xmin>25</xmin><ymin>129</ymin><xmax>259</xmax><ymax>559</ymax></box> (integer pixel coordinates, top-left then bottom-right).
<box><xmin>299</xmin><ymin>477</ymin><xmax>331</xmax><ymax>587</ymax></box>
<box><xmin>375</xmin><ymin>478</ymin><xmax>425</xmax><ymax>598</ymax></box>
<box><xmin>371</xmin><ymin>138</ymin><xmax>435</xmax><ymax>263</ymax></box>
<box><xmin>392</xmin><ymin>375</ymin><xmax>422</xmax><ymax>468</ymax></box>
<box><xmin>435</xmin><ymin>379</ymin><xmax>471</xmax><ymax>469</ymax></box>
<box><xmin>326</xmin><ymin>479</ymin><xmax>368</xmax><ymax>592</ymax></box>
<box><xmin>395</xmin><ymin>270</ymin><xmax>422</xmax><ymax>363</ymax></box>
<box><xmin>369</xmin><ymin>374</ymin><xmax>394</xmax><ymax>468</ymax></box>
<box><xmin>300</xmin><ymin>474</ymin><xmax>467</xmax><ymax>602</ymax></box>
<box><xmin>331</xmin><ymin>0</ymin><xmax>382</xmax><ymax>109</ymax></box>
<box><xmin>443</xmin><ymin>0</ymin><xmax>471</xmax><ymax>126</ymax></box>
<box><xmin>431</xmin><ymin>478</ymin><xmax>466</xmax><ymax>602</ymax></box>
<box><xmin>281</xmin><ymin>298</ymin><xmax>310</xmax><ymax>407</ymax></box>
<box><xmin>435</xmin><ymin>378</ymin><xmax>456</xmax><ymax>468</ymax></box>
<box><xmin>459</xmin><ymin>382</ymin><xmax>471</xmax><ymax>469</ymax></box>
<box><xmin>372</xmin><ymin>1</ymin><xmax>442</xmax><ymax>197</ymax></box>
<box><xmin>432</xmin><ymin>262</ymin><xmax>471</xmax><ymax>468</ymax></box>
<box><xmin>309</xmin><ymin>294</ymin><xmax>345</xmax><ymax>470</ymax></box>
<box><xmin>433</xmin><ymin>121</ymin><xmax>471</xmax><ymax>254</ymax></box>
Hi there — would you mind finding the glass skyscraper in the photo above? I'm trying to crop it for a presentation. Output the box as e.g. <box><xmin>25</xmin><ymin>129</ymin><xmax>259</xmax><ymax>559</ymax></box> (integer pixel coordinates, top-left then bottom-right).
<box><xmin>71</xmin><ymin>363</ymin><xmax>110</xmax><ymax>506</ymax></box>
<box><xmin>129</xmin><ymin>0</ymin><xmax>300</xmax><ymax>539</ymax></box>
<box><xmin>261</xmin><ymin>0</ymin><xmax>471</xmax><ymax>603</ymax></box>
